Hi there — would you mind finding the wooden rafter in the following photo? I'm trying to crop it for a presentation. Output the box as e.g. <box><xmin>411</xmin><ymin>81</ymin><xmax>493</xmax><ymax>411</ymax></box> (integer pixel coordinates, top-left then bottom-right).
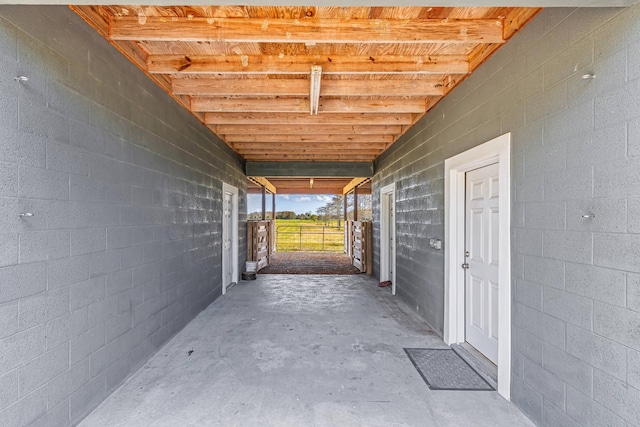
<box><xmin>343</xmin><ymin>177</ymin><xmax>371</xmax><ymax>194</ymax></box>
<box><xmin>173</xmin><ymin>78</ymin><xmax>445</xmax><ymax>97</ymax></box>
<box><xmin>204</xmin><ymin>113</ymin><xmax>415</xmax><ymax>125</ymax></box>
<box><xmin>225</xmin><ymin>134</ymin><xmax>395</xmax><ymax>143</ymax></box>
<box><xmin>237</xmin><ymin>148</ymin><xmax>383</xmax><ymax>155</ymax></box>
<box><xmin>192</xmin><ymin>97</ymin><xmax>429</xmax><ymax>113</ymax></box>
<box><xmin>109</xmin><ymin>17</ymin><xmax>505</xmax><ymax>44</ymax></box>
<box><xmin>215</xmin><ymin>124</ymin><xmax>402</xmax><ymax>135</ymax></box>
<box><xmin>242</xmin><ymin>153</ymin><xmax>377</xmax><ymax>161</ymax></box>
<box><xmin>149</xmin><ymin>55</ymin><xmax>469</xmax><ymax>75</ymax></box>
<box><xmin>248</xmin><ymin>176</ymin><xmax>277</xmax><ymax>194</ymax></box>
<box><xmin>232</xmin><ymin>141</ymin><xmax>388</xmax><ymax>150</ymax></box>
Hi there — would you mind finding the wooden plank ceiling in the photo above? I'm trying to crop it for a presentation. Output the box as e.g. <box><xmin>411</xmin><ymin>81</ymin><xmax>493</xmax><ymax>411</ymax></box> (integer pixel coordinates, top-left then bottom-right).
<box><xmin>71</xmin><ymin>5</ymin><xmax>540</xmax><ymax>169</ymax></box>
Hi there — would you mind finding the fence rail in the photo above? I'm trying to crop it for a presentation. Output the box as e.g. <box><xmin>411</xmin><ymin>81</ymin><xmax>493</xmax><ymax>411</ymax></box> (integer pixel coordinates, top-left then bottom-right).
<box><xmin>276</xmin><ymin>225</ymin><xmax>344</xmax><ymax>252</ymax></box>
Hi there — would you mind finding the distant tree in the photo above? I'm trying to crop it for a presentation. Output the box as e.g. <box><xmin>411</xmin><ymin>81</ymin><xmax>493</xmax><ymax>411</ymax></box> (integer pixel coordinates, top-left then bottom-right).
<box><xmin>316</xmin><ymin>195</ymin><xmax>343</xmax><ymax>227</ymax></box>
<box><xmin>276</xmin><ymin>211</ymin><xmax>296</xmax><ymax>220</ymax></box>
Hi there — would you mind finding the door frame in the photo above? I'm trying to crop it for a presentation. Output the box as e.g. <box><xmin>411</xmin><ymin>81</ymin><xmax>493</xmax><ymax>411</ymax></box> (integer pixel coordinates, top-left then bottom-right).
<box><xmin>379</xmin><ymin>183</ymin><xmax>396</xmax><ymax>296</ymax></box>
<box><xmin>443</xmin><ymin>133</ymin><xmax>511</xmax><ymax>400</ymax></box>
<box><xmin>222</xmin><ymin>182</ymin><xmax>239</xmax><ymax>295</ymax></box>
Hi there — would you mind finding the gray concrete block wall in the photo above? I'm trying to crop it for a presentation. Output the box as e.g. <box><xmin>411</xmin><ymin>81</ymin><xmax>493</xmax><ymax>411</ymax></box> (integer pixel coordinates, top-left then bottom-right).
<box><xmin>0</xmin><ymin>6</ymin><xmax>246</xmax><ymax>426</ymax></box>
<box><xmin>373</xmin><ymin>6</ymin><xmax>640</xmax><ymax>426</ymax></box>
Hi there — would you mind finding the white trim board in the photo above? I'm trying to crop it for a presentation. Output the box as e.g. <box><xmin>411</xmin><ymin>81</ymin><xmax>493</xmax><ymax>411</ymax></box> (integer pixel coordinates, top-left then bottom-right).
<box><xmin>443</xmin><ymin>133</ymin><xmax>511</xmax><ymax>400</ymax></box>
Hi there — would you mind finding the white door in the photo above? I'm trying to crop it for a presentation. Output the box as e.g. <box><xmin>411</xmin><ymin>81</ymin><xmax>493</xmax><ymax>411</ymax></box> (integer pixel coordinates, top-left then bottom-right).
<box><xmin>464</xmin><ymin>163</ymin><xmax>499</xmax><ymax>364</ymax></box>
<box><xmin>387</xmin><ymin>195</ymin><xmax>394</xmax><ymax>292</ymax></box>
<box><xmin>222</xmin><ymin>191</ymin><xmax>233</xmax><ymax>293</ymax></box>
<box><xmin>380</xmin><ymin>184</ymin><xmax>396</xmax><ymax>295</ymax></box>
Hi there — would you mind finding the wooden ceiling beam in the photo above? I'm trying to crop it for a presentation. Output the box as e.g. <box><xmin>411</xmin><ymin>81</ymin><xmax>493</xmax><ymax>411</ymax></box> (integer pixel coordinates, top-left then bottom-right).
<box><xmin>204</xmin><ymin>112</ymin><xmax>414</xmax><ymax>125</ymax></box>
<box><xmin>148</xmin><ymin>55</ymin><xmax>469</xmax><ymax>75</ymax></box>
<box><xmin>172</xmin><ymin>77</ymin><xmax>445</xmax><ymax>97</ymax></box>
<box><xmin>226</xmin><ymin>134</ymin><xmax>394</xmax><ymax>143</ymax></box>
<box><xmin>242</xmin><ymin>154</ymin><xmax>377</xmax><ymax>162</ymax></box>
<box><xmin>232</xmin><ymin>142</ymin><xmax>388</xmax><ymax>150</ymax></box>
<box><xmin>193</xmin><ymin>97</ymin><xmax>429</xmax><ymax>113</ymax></box>
<box><xmin>216</xmin><ymin>124</ymin><xmax>402</xmax><ymax>135</ymax></box>
<box><xmin>237</xmin><ymin>148</ymin><xmax>383</xmax><ymax>156</ymax></box>
<box><xmin>343</xmin><ymin>178</ymin><xmax>371</xmax><ymax>194</ymax></box>
<box><xmin>110</xmin><ymin>17</ymin><xmax>505</xmax><ymax>44</ymax></box>
<box><xmin>248</xmin><ymin>176</ymin><xmax>277</xmax><ymax>194</ymax></box>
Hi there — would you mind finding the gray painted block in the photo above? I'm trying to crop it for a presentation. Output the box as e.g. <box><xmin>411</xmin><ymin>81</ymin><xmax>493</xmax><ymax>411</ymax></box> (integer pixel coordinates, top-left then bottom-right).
<box><xmin>19</xmin><ymin>230</ymin><xmax>69</xmax><ymax>264</ymax></box>
<box><xmin>18</xmin><ymin>165</ymin><xmax>68</xmax><ymax>201</ymax></box>
<box><xmin>567</xmin><ymin>124</ymin><xmax>627</xmax><ymax>169</ymax></box>
<box><xmin>594</xmin><ymin>233</ymin><xmax>640</xmax><ymax>273</ymax></box>
<box><xmin>0</xmin><ymin>370</ymin><xmax>18</xmax><ymax>412</ymax></box>
<box><xmin>593</xmin><ymin>302</ymin><xmax>640</xmax><ymax>352</ymax></box>
<box><xmin>69</xmin><ymin>277</ymin><xmax>105</xmax><ymax>311</ymax></box>
<box><xmin>69</xmin><ymin>325</ymin><xmax>104</xmax><ymax>366</ymax></box>
<box><xmin>0</xmin><ymin>301</ymin><xmax>18</xmax><ymax>340</ymax></box>
<box><xmin>18</xmin><ymin>343</ymin><xmax>68</xmax><ymax>397</ymax></box>
<box><xmin>543</xmin><ymin>342</ymin><xmax>593</xmax><ymax>395</ymax></box>
<box><xmin>515</xmin><ymin>302</ymin><xmax>566</xmax><ymax>350</ymax></box>
<box><xmin>0</xmin><ymin>262</ymin><xmax>46</xmax><ymax>304</ymax></box>
<box><xmin>524</xmin><ymin>201</ymin><xmax>566</xmax><ymax>230</ymax></box>
<box><xmin>0</xmin><ymin>232</ymin><xmax>17</xmax><ymax>267</ymax></box>
<box><xmin>48</xmin><ymin>255</ymin><xmax>89</xmax><ymax>289</ymax></box>
<box><xmin>629</xmin><ymin>273</ymin><xmax>640</xmax><ymax>313</ymax></box>
<box><xmin>511</xmin><ymin>377</ymin><xmax>543</xmax><ymax>425</ymax></box>
<box><xmin>565</xmin><ymin>262</ymin><xmax>626</xmax><ymax>307</ymax></box>
<box><xmin>566</xmin><ymin>324</ymin><xmax>627</xmax><ymax>381</ymax></box>
<box><xmin>543</xmin><ymin>230</ymin><xmax>592</xmax><ymax>264</ymax></box>
<box><xmin>18</xmin><ymin>287</ymin><xmax>69</xmax><ymax>331</ymax></box>
<box><xmin>70</xmin><ymin>228</ymin><xmax>106</xmax><ymax>256</ymax></box>
<box><xmin>629</xmin><ymin>197</ymin><xmax>640</xmax><ymax>233</ymax></box>
<box><xmin>0</xmin><ymin>326</ymin><xmax>46</xmax><ymax>374</ymax></box>
<box><xmin>0</xmin><ymin>126</ymin><xmax>46</xmax><ymax>168</ymax></box>
<box><xmin>0</xmin><ymin>162</ymin><xmax>17</xmax><ymax>197</ymax></box>
<box><xmin>47</xmin><ymin>359</ymin><xmax>90</xmax><ymax>409</ymax></box>
<box><xmin>567</xmin><ymin>385</ymin><xmax>626</xmax><ymax>427</ymax></box>
<box><xmin>592</xmin><ymin>370</ymin><xmax>640</xmax><ymax>425</ymax></box>
<box><xmin>70</xmin><ymin>374</ymin><xmax>106</xmax><ymax>424</ymax></box>
<box><xmin>594</xmin><ymin>158</ymin><xmax>640</xmax><ymax>198</ymax></box>
<box><xmin>543</xmin><ymin>287</ymin><xmax>593</xmax><ymax>329</ymax></box>
<box><xmin>45</xmin><ymin>308</ymin><xmax>89</xmax><ymax>350</ymax></box>
<box><xmin>567</xmin><ymin>197</ymin><xmax>627</xmax><ymax>233</ymax></box>
<box><xmin>523</xmin><ymin>357</ymin><xmax>566</xmax><ymax>405</ymax></box>
<box><xmin>0</xmin><ymin>386</ymin><xmax>47</xmax><ymax>427</ymax></box>
<box><xmin>629</xmin><ymin>348</ymin><xmax>640</xmax><ymax>390</ymax></box>
<box><xmin>543</xmin><ymin>399</ymin><xmax>581</xmax><ymax>427</ymax></box>
<box><xmin>523</xmin><ymin>255</ymin><xmax>564</xmax><ymax>289</ymax></box>
<box><xmin>544</xmin><ymin>166</ymin><xmax>593</xmax><ymax>202</ymax></box>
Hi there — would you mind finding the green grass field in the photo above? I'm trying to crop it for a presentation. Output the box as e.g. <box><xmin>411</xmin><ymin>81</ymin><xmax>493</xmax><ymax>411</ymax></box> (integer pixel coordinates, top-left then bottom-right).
<box><xmin>275</xmin><ymin>219</ymin><xmax>344</xmax><ymax>252</ymax></box>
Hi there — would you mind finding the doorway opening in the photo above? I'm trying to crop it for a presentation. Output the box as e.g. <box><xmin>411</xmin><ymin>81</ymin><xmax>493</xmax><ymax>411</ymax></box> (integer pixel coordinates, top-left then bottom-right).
<box><xmin>443</xmin><ymin>133</ymin><xmax>511</xmax><ymax>400</ymax></box>
<box><xmin>222</xmin><ymin>183</ymin><xmax>239</xmax><ymax>295</ymax></box>
<box><xmin>379</xmin><ymin>183</ymin><xmax>396</xmax><ymax>295</ymax></box>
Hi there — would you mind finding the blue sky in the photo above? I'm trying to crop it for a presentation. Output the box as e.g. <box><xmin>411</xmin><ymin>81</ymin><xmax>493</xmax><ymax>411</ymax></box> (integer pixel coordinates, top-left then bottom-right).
<box><xmin>248</xmin><ymin>194</ymin><xmax>333</xmax><ymax>215</ymax></box>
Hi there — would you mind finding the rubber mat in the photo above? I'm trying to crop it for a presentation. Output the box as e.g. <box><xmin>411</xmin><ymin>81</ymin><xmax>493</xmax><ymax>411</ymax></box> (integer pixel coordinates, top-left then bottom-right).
<box><xmin>404</xmin><ymin>348</ymin><xmax>494</xmax><ymax>391</ymax></box>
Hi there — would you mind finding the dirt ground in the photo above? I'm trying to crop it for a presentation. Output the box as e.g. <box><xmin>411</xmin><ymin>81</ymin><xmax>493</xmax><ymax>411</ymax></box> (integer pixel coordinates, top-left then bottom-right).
<box><xmin>258</xmin><ymin>252</ymin><xmax>361</xmax><ymax>275</ymax></box>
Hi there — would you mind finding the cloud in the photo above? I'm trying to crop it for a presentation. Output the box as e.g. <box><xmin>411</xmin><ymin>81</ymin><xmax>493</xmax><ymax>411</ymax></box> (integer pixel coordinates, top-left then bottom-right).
<box><xmin>316</xmin><ymin>195</ymin><xmax>332</xmax><ymax>202</ymax></box>
<box><xmin>279</xmin><ymin>195</ymin><xmax>290</xmax><ymax>200</ymax></box>
<box><xmin>295</xmin><ymin>196</ymin><xmax>311</xmax><ymax>202</ymax></box>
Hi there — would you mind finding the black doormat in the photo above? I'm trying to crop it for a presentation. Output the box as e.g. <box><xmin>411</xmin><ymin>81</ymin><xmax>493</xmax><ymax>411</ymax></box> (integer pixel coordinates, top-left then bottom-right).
<box><xmin>404</xmin><ymin>348</ymin><xmax>494</xmax><ymax>391</ymax></box>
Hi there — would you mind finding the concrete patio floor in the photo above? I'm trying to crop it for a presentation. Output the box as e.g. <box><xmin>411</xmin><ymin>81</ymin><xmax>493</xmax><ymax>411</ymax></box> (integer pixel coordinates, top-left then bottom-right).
<box><xmin>79</xmin><ymin>275</ymin><xmax>534</xmax><ymax>427</ymax></box>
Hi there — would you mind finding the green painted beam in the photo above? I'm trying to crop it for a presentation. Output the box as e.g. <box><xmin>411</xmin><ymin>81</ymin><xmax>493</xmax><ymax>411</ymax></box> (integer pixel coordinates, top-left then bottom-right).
<box><xmin>246</xmin><ymin>162</ymin><xmax>373</xmax><ymax>178</ymax></box>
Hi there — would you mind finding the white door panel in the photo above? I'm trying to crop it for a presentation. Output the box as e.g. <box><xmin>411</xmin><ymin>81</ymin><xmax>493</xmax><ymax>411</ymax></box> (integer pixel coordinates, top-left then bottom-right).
<box><xmin>465</xmin><ymin>162</ymin><xmax>499</xmax><ymax>364</ymax></box>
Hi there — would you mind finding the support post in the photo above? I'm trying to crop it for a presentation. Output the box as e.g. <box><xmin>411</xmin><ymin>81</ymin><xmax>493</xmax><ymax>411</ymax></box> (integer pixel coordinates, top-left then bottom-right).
<box><xmin>354</xmin><ymin>186</ymin><xmax>358</xmax><ymax>221</ymax></box>
<box><xmin>261</xmin><ymin>185</ymin><xmax>266</xmax><ymax>220</ymax></box>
